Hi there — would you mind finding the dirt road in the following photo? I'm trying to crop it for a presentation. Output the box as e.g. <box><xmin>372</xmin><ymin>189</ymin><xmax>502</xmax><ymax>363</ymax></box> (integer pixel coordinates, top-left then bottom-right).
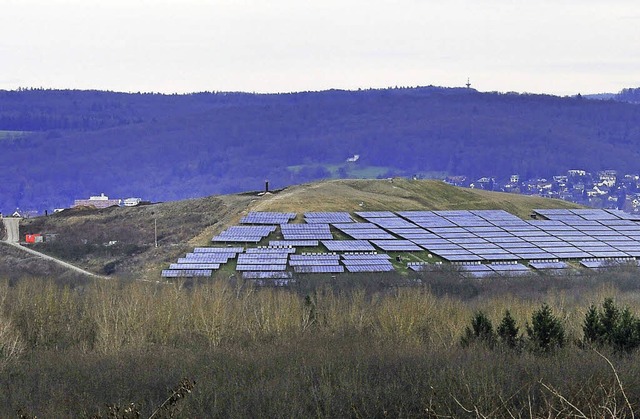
<box><xmin>1</xmin><ymin>241</ymin><xmax>107</xmax><ymax>278</ymax></box>
<box><xmin>2</xmin><ymin>217</ymin><xmax>106</xmax><ymax>278</ymax></box>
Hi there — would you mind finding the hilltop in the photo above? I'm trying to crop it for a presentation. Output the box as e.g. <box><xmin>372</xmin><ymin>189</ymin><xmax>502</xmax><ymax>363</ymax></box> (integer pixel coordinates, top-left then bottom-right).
<box><xmin>11</xmin><ymin>179</ymin><xmax>582</xmax><ymax>280</ymax></box>
<box><xmin>2</xmin><ymin>86</ymin><xmax>640</xmax><ymax>211</ymax></box>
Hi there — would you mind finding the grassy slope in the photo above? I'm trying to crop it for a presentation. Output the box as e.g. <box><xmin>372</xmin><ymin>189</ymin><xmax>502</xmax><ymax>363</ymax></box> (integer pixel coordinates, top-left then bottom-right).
<box><xmin>14</xmin><ymin>179</ymin><xmax>582</xmax><ymax>279</ymax></box>
<box><xmin>250</xmin><ymin>178</ymin><xmax>582</xmax><ymax>218</ymax></box>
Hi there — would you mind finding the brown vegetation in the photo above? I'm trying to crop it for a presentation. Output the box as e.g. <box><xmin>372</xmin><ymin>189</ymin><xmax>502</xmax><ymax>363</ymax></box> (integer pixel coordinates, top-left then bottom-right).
<box><xmin>1</xmin><ymin>269</ymin><xmax>640</xmax><ymax>417</ymax></box>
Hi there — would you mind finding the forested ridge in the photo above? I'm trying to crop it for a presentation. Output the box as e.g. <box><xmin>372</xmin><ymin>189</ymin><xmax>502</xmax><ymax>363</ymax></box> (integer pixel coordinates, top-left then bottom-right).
<box><xmin>1</xmin><ymin>86</ymin><xmax>640</xmax><ymax>211</ymax></box>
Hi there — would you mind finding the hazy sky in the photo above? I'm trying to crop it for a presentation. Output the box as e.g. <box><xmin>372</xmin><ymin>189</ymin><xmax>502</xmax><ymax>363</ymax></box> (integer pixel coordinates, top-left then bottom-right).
<box><xmin>1</xmin><ymin>0</ymin><xmax>638</xmax><ymax>95</ymax></box>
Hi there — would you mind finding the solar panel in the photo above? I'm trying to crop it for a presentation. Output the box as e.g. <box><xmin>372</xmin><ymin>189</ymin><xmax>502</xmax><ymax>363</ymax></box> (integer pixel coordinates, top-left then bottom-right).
<box><xmin>476</xmin><ymin>253</ymin><xmax>520</xmax><ymax>262</ymax></box>
<box><xmin>342</xmin><ymin>258</ymin><xmax>393</xmax><ymax>265</ymax></box>
<box><xmin>490</xmin><ymin>236</ymin><xmax>527</xmax><ymax>243</ymax></box>
<box><xmin>268</xmin><ymin>240</ymin><xmax>319</xmax><ymax>247</ymax></box>
<box><xmin>448</xmin><ymin>237</ymin><xmax>487</xmax><ymax>244</ymax></box>
<box><xmin>305</xmin><ymin>212</ymin><xmax>354</xmax><ymax>223</ymax></box>
<box><xmin>511</xmin><ymin>252</ymin><xmax>555</xmax><ymax>260</ymax></box>
<box><xmin>322</xmin><ymin>240</ymin><xmax>376</xmax><ymax>251</ymax></box>
<box><xmin>242</xmin><ymin>271</ymin><xmax>293</xmax><ymax>279</ymax></box>
<box><xmin>281</xmin><ymin>224</ymin><xmax>333</xmax><ymax>240</ymax></box>
<box><xmin>415</xmin><ymin>220</ymin><xmax>459</xmax><ymax>229</ymax></box>
<box><xmin>289</xmin><ymin>259</ymin><xmax>341</xmax><ymax>266</ymax></box>
<box><xmin>161</xmin><ymin>269</ymin><xmax>212</xmax><ymax>278</ymax></box>
<box><xmin>170</xmin><ymin>263</ymin><xmax>220</xmax><ymax>270</ymax></box>
<box><xmin>430</xmin><ymin>251</ymin><xmax>484</xmax><ymax>262</ymax></box>
<box><xmin>549</xmin><ymin>251</ymin><xmax>592</xmax><ymax>259</ymax></box>
<box><xmin>237</xmin><ymin>257</ymin><xmax>289</xmax><ymax>265</ymax></box>
<box><xmin>370</xmin><ymin>218</ymin><xmax>418</xmax><ymax>229</ymax></box>
<box><xmin>344</xmin><ymin>264</ymin><xmax>395</xmax><ymax>272</ymax></box>
<box><xmin>290</xmin><ymin>253</ymin><xmax>340</xmax><ymax>260</ymax></box>
<box><xmin>407</xmin><ymin>262</ymin><xmax>435</xmax><ymax>272</ymax></box>
<box><xmin>587</xmin><ymin>251</ymin><xmax>630</xmax><ymax>258</ymax></box>
<box><xmin>488</xmin><ymin>263</ymin><xmax>530</xmax><ymax>274</ymax></box>
<box><xmin>355</xmin><ymin>211</ymin><xmax>396</xmax><ymax>218</ymax></box>
<box><xmin>245</xmin><ymin>247</ymin><xmax>296</xmax><ymax>253</ymax></box>
<box><xmin>333</xmin><ymin>222</ymin><xmax>379</xmax><ymax>229</ymax></box>
<box><xmin>342</xmin><ymin>253</ymin><xmax>391</xmax><ymax>260</ymax></box>
<box><xmin>371</xmin><ymin>240</ymin><xmax>423</xmax><ymax>251</ymax></box>
<box><xmin>340</xmin><ymin>230</ymin><xmax>396</xmax><ymax>240</ymax></box>
<box><xmin>458</xmin><ymin>264</ymin><xmax>495</xmax><ymax>278</ymax></box>
<box><xmin>178</xmin><ymin>256</ymin><xmax>232</xmax><ymax>264</ymax></box>
<box><xmin>294</xmin><ymin>265</ymin><xmax>344</xmax><ymax>273</ymax></box>
<box><xmin>240</xmin><ymin>212</ymin><xmax>296</xmax><ymax>225</ymax></box>
<box><xmin>194</xmin><ymin>247</ymin><xmax>244</xmax><ymax>253</ymax></box>
<box><xmin>436</xmin><ymin>232</ymin><xmax>478</xmax><ymax>239</ymax></box>
<box><xmin>580</xmin><ymin>260</ymin><xmax>608</xmax><ymax>269</ymax></box>
<box><xmin>529</xmin><ymin>261</ymin><xmax>569</xmax><ymax>270</ymax></box>
<box><xmin>236</xmin><ymin>264</ymin><xmax>287</xmax><ymax>271</ymax></box>
<box><xmin>212</xmin><ymin>225</ymin><xmax>276</xmax><ymax>243</ymax></box>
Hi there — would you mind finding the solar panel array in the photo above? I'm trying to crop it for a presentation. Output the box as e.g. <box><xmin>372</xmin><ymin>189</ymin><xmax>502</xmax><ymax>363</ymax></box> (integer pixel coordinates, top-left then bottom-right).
<box><xmin>401</xmin><ymin>209</ymin><xmax>640</xmax><ymax>262</ymax></box>
<box><xmin>212</xmin><ymin>226</ymin><xmax>276</xmax><ymax>243</ymax></box>
<box><xmin>458</xmin><ymin>262</ymin><xmax>531</xmax><ymax>278</ymax></box>
<box><xmin>242</xmin><ymin>271</ymin><xmax>293</xmax><ymax>279</ymax></box>
<box><xmin>269</xmin><ymin>240</ymin><xmax>319</xmax><ymax>247</ymax></box>
<box><xmin>333</xmin><ymin>223</ymin><xmax>396</xmax><ymax>240</ymax></box>
<box><xmin>372</xmin><ymin>240</ymin><xmax>422</xmax><ymax>252</ymax></box>
<box><xmin>529</xmin><ymin>260</ymin><xmax>569</xmax><ymax>270</ymax></box>
<box><xmin>162</xmin><ymin>246</ymin><xmax>244</xmax><ymax>278</ymax></box>
<box><xmin>281</xmin><ymin>224</ymin><xmax>333</xmax><ymax>240</ymax></box>
<box><xmin>236</xmin><ymin>247</ymin><xmax>293</xmax><ymax>273</ymax></box>
<box><xmin>342</xmin><ymin>253</ymin><xmax>395</xmax><ymax>272</ymax></box>
<box><xmin>161</xmin><ymin>269</ymin><xmax>213</xmax><ymax>278</ymax></box>
<box><xmin>322</xmin><ymin>240</ymin><xmax>376</xmax><ymax>252</ymax></box>
<box><xmin>240</xmin><ymin>212</ymin><xmax>295</xmax><ymax>225</ymax></box>
<box><xmin>290</xmin><ymin>253</ymin><xmax>344</xmax><ymax>273</ymax></box>
<box><xmin>305</xmin><ymin>212</ymin><xmax>354</xmax><ymax>224</ymax></box>
<box><xmin>580</xmin><ymin>257</ymin><xmax>638</xmax><ymax>270</ymax></box>
<box><xmin>164</xmin><ymin>210</ymin><xmax>640</xmax><ymax>278</ymax></box>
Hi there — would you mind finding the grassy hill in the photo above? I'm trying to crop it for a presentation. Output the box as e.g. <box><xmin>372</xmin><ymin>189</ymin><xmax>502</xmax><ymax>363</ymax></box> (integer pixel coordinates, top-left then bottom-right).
<box><xmin>13</xmin><ymin>179</ymin><xmax>582</xmax><ymax>280</ymax></box>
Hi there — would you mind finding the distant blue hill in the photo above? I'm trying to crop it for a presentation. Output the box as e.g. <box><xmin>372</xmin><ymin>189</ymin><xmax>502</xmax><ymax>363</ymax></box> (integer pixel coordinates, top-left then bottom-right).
<box><xmin>1</xmin><ymin>85</ymin><xmax>640</xmax><ymax>212</ymax></box>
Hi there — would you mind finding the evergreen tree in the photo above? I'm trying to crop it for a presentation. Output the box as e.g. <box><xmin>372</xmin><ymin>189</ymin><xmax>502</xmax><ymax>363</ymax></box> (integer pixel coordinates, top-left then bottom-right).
<box><xmin>611</xmin><ymin>307</ymin><xmax>640</xmax><ymax>352</ymax></box>
<box><xmin>600</xmin><ymin>297</ymin><xmax>620</xmax><ymax>343</ymax></box>
<box><xmin>461</xmin><ymin>311</ymin><xmax>496</xmax><ymax>347</ymax></box>
<box><xmin>582</xmin><ymin>304</ymin><xmax>602</xmax><ymax>345</ymax></box>
<box><xmin>526</xmin><ymin>304</ymin><xmax>565</xmax><ymax>353</ymax></box>
<box><xmin>497</xmin><ymin>310</ymin><xmax>520</xmax><ymax>349</ymax></box>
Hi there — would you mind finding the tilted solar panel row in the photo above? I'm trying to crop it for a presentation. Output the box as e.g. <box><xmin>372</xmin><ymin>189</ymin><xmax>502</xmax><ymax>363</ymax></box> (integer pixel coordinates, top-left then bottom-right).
<box><xmin>242</xmin><ymin>271</ymin><xmax>293</xmax><ymax>279</ymax></box>
<box><xmin>162</xmin><ymin>269</ymin><xmax>212</xmax><ymax>278</ymax></box>
<box><xmin>294</xmin><ymin>265</ymin><xmax>345</xmax><ymax>273</ymax></box>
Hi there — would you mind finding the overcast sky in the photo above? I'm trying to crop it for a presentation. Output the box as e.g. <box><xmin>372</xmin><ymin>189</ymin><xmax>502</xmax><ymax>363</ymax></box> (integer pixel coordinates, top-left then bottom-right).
<box><xmin>1</xmin><ymin>0</ymin><xmax>638</xmax><ymax>95</ymax></box>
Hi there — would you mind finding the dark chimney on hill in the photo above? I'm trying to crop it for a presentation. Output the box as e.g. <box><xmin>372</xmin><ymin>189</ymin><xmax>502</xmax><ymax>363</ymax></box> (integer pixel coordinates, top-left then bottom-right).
<box><xmin>265</xmin><ymin>180</ymin><xmax>269</xmax><ymax>193</ymax></box>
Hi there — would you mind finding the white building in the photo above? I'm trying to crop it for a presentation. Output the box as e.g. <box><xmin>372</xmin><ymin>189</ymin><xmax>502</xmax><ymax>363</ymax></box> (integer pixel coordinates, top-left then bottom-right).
<box><xmin>123</xmin><ymin>198</ymin><xmax>142</xmax><ymax>207</ymax></box>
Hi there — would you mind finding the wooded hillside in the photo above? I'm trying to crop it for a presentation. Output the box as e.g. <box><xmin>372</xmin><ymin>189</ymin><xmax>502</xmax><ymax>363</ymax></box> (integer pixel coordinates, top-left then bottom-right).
<box><xmin>1</xmin><ymin>86</ymin><xmax>640</xmax><ymax>210</ymax></box>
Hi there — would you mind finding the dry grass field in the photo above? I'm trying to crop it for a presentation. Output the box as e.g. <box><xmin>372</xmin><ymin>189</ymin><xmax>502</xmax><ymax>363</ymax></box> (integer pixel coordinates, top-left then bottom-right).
<box><xmin>0</xmin><ymin>271</ymin><xmax>639</xmax><ymax>417</ymax></box>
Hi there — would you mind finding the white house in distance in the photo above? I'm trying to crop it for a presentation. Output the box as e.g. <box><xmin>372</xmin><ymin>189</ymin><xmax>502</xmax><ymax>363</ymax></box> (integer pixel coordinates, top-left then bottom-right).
<box><xmin>123</xmin><ymin>198</ymin><xmax>142</xmax><ymax>207</ymax></box>
<box><xmin>346</xmin><ymin>154</ymin><xmax>360</xmax><ymax>163</ymax></box>
<box><xmin>73</xmin><ymin>193</ymin><xmax>121</xmax><ymax>209</ymax></box>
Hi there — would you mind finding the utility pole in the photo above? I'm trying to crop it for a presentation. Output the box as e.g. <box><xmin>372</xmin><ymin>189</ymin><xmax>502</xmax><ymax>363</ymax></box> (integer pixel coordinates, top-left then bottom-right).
<box><xmin>154</xmin><ymin>217</ymin><xmax>158</xmax><ymax>248</ymax></box>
